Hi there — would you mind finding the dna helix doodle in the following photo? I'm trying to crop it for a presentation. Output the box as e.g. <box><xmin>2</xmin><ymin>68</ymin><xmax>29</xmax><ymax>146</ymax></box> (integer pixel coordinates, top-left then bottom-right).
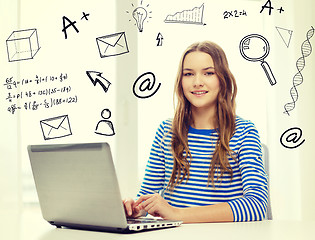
<box><xmin>284</xmin><ymin>26</ymin><xmax>314</xmax><ymax>115</ymax></box>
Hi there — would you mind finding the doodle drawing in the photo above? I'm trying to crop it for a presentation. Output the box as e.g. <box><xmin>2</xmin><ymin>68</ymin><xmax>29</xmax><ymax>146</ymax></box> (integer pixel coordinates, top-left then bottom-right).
<box><xmin>95</xmin><ymin>109</ymin><xmax>115</xmax><ymax>136</ymax></box>
<box><xmin>239</xmin><ymin>34</ymin><xmax>276</xmax><ymax>86</ymax></box>
<box><xmin>156</xmin><ymin>32</ymin><xmax>163</xmax><ymax>46</ymax></box>
<box><xmin>40</xmin><ymin>115</ymin><xmax>72</xmax><ymax>140</ymax></box>
<box><xmin>86</xmin><ymin>71</ymin><xmax>111</xmax><ymax>93</ymax></box>
<box><xmin>62</xmin><ymin>12</ymin><xmax>90</xmax><ymax>39</ymax></box>
<box><xmin>6</xmin><ymin>29</ymin><xmax>40</xmax><ymax>62</ymax></box>
<box><xmin>284</xmin><ymin>26</ymin><xmax>314</xmax><ymax>116</ymax></box>
<box><xmin>96</xmin><ymin>32</ymin><xmax>129</xmax><ymax>58</ymax></box>
<box><xmin>126</xmin><ymin>1</ymin><xmax>152</xmax><ymax>32</ymax></box>
<box><xmin>133</xmin><ymin>72</ymin><xmax>161</xmax><ymax>99</ymax></box>
<box><xmin>260</xmin><ymin>0</ymin><xmax>284</xmax><ymax>15</ymax></box>
<box><xmin>280</xmin><ymin>127</ymin><xmax>305</xmax><ymax>149</ymax></box>
<box><xmin>276</xmin><ymin>26</ymin><xmax>293</xmax><ymax>48</ymax></box>
<box><xmin>164</xmin><ymin>3</ymin><xmax>205</xmax><ymax>25</ymax></box>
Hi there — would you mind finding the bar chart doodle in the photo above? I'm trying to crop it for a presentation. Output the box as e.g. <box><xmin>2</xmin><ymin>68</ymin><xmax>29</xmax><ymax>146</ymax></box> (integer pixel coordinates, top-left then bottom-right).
<box><xmin>164</xmin><ymin>4</ymin><xmax>205</xmax><ymax>25</ymax></box>
<box><xmin>284</xmin><ymin>26</ymin><xmax>314</xmax><ymax>116</ymax></box>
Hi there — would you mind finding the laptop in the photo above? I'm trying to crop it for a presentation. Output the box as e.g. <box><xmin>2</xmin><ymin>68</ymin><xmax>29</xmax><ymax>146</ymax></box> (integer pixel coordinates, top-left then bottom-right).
<box><xmin>27</xmin><ymin>142</ymin><xmax>182</xmax><ymax>233</ymax></box>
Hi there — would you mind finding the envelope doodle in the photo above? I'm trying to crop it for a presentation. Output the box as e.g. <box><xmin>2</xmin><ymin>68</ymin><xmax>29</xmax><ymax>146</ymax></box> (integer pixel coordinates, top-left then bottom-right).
<box><xmin>40</xmin><ymin>115</ymin><xmax>72</xmax><ymax>140</ymax></box>
<box><xmin>96</xmin><ymin>32</ymin><xmax>129</xmax><ymax>58</ymax></box>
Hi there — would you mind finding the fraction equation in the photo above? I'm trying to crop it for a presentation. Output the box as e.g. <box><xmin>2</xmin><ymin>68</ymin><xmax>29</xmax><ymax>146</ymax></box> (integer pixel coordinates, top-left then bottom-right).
<box><xmin>3</xmin><ymin>73</ymin><xmax>68</xmax><ymax>89</ymax></box>
<box><xmin>2</xmin><ymin>73</ymin><xmax>78</xmax><ymax>115</ymax></box>
<box><xmin>7</xmin><ymin>95</ymin><xmax>78</xmax><ymax>114</ymax></box>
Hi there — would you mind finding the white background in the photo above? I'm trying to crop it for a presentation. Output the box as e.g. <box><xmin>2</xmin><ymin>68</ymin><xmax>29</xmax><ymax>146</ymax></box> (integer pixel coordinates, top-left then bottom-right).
<box><xmin>1</xmin><ymin>0</ymin><xmax>315</xmax><ymax>222</ymax></box>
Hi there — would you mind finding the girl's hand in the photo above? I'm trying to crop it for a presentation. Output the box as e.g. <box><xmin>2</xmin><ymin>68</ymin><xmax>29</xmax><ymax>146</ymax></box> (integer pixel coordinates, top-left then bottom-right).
<box><xmin>123</xmin><ymin>198</ymin><xmax>144</xmax><ymax>218</ymax></box>
<box><xmin>134</xmin><ymin>193</ymin><xmax>180</xmax><ymax>220</ymax></box>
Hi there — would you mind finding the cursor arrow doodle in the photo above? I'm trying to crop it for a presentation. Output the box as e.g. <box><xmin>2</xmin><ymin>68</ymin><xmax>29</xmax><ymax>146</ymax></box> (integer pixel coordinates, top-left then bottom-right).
<box><xmin>86</xmin><ymin>71</ymin><xmax>111</xmax><ymax>93</ymax></box>
<box><xmin>156</xmin><ymin>32</ymin><xmax>163</xmax><ymax>46</ymax></box>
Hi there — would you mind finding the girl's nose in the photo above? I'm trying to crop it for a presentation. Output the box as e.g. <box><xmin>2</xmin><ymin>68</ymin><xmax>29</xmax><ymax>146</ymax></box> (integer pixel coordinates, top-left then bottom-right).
<box><xmin>193</xmin><ymin>74</ymin><xmax>204</xmax><ymax>87</ymax></box>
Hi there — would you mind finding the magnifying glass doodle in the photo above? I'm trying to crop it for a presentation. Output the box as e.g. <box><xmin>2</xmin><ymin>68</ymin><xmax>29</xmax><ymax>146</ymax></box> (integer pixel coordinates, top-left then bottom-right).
<box><xmin>240</xmin><ymin>34</ymin><xmax>277</xmax><ymax>86</ymax></box>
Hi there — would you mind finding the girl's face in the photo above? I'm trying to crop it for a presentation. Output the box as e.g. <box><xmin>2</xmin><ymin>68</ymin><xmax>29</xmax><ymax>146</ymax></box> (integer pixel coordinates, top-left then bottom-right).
<box><xmin>181</xmin><ymin>51</ymin><xmax>220</xmax><ymax>113</ymax></box>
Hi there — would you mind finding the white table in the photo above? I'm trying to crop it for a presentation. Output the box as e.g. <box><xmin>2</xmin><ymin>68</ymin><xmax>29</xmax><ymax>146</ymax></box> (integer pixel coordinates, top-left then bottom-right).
<box><xmin>1</xmin><ymin>205</ymin><xmax>314</xmax><ymax>240</ymax></box>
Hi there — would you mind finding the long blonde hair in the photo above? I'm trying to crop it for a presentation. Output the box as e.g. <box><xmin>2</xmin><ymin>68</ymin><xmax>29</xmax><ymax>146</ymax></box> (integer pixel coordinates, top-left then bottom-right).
<box><xmin>169</xmin><ymin>41</ymin><xmax>237</xmax><ymax>190</ymax></box>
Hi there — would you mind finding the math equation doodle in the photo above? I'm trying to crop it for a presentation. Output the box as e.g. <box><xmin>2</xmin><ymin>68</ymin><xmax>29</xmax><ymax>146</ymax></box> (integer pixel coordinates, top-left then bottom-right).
<box><xmin>223</xmin><ymin>9</ymin><xmax>247</xmax><ymax>19</ymax></box>
<box><xmin>3</xmin><ymin>73</ymin><xmax>78</xmax><ymax>115</ymax></box>
<box><xmin>164</xmin><ymin>4</ymin><xmax>206</xmax><ymax>25</ymax></box>
<box><xmin>283</xmin><ymin>26</ymin><xmax>314</xmax><ymax>116</ymax></box>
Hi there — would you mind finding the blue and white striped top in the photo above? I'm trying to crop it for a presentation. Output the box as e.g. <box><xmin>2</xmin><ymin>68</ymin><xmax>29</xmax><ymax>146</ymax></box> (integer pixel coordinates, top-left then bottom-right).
<box><xmin>137</xmin><ymin>116</ymin><xmax>268</xmax><ymax>221</ymax></box>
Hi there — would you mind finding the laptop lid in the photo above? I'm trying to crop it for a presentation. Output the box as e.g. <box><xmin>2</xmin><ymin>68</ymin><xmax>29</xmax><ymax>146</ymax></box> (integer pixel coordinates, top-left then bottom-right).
<box><xmin>28</xmin><ymin>142</ymin><xmax>128</xmax><ymax>230</ymax></box>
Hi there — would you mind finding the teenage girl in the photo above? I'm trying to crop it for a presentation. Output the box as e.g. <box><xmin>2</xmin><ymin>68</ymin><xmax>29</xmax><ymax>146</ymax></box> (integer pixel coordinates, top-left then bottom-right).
<box><xmin>124</xmin><ymin>41</ymin><xmax>268</xmax><ymax>223</ymax></box>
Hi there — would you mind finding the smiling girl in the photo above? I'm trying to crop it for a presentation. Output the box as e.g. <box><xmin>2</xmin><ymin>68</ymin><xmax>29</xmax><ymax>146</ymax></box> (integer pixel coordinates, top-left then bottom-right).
<box><xmin>124</xmin><ymin>41</ymin><xmax>268</xmax><ymax>223</ymax></box>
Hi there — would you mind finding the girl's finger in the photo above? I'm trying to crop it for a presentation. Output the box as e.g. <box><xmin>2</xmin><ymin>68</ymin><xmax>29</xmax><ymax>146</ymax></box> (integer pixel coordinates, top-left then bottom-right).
<box><xmin>134</xmin><ymin>194</ymin><xmax>152</xmax><ymax>206</ymax></box>
<box><xmin>123</xmin><ymin>199</ymin><xmax>133</xmax><ymax>216</ymax></box>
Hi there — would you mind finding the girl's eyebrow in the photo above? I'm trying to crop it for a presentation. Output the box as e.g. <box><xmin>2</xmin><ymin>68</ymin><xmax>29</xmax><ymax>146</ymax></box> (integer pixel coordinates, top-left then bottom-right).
<box><xmin>183</xmin><ymin>66</ymin><xmax>215</xmax><ymax>71</ymax></box>
<box><xmin>203</xmin><ymin>67</ymin><xmax>215</xmax><ymax>70</ymax></box>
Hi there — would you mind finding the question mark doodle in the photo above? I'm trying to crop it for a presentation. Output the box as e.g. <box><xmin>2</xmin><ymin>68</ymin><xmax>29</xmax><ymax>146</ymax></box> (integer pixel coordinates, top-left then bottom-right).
<box><xmin>284</xmin><ymin>26</ymin><xmax>314</xmax><ymax>115</ymax></box>
<box><xmin>280</xmin><ymin>127</ymin><xmax>305</xmax><ymax>149</ymax></box>
<box><xmin>133</xmin><ymin>72</ymin><xmax>161</xmax><ymax>99</ymax></box>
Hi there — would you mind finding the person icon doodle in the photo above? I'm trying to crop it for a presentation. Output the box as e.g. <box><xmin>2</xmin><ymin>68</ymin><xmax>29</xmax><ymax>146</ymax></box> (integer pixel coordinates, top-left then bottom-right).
<box><xmin>95</xmin><ymin>108</ymin><xmax>115</xmax><ymax>136</ymax></box>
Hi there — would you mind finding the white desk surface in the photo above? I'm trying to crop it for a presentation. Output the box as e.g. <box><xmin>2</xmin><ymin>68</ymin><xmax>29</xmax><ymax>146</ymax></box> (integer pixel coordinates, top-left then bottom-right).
<box><xmin>1</xmin><ymin>205</ymin><xmax>314</xmax><ymax>240</ymax></box>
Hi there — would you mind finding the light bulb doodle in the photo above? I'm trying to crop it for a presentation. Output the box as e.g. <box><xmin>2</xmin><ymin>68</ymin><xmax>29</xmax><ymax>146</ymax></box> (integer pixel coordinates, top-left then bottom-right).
<box><xmin>126</xmin><ymin>1</ymin><xmax>152</xmax><ymax>32</ymax></box>
<box><xmin>239</xmin><ymin>34</ymin><xmax>277</xmax><ymax>86</ymax></box>
<box><xmin>283</xmin><ymin>26</ymin><xmax>314</xmax><ymax>116</ymax></box>
<box><xmin>133</xmin><ymin>7</ymin><xmax>147</xmax><ymax>32</ymax></box>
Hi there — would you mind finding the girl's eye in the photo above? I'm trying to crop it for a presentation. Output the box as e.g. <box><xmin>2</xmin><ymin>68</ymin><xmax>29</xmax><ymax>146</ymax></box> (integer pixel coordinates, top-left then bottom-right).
<box><xmin>183</xmin><ymin>72</ymin><xmax>193</xmax><ymax>76</ymax></box>
<box><xmin>205</xmin><ymin>72</ymin><xmax>215</xmax><ymax>76</ymax></box>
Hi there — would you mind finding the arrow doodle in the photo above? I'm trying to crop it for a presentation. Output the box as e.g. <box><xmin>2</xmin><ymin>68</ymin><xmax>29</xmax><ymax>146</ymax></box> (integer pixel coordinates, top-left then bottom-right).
<box><xmin>284</xmin><ymin>26</ymin><xmax>314</xmax><ymax>115</ymax></box>
<box><xmin>156</xmin><ymin>32</ymin><xmax>163</xmax><ymax>46</ymax></box>
<box><xmin>86</xmin><ymin>71</ymin><xmax>111</xmax><ymax>93</ymax></box>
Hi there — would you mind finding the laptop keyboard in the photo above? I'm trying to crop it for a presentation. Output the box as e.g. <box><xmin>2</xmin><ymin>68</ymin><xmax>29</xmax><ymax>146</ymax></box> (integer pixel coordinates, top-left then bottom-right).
<box><xmin>127</xmin><ymin>218</ymin><xmax>162</xmax><ymax>224</ymax></box>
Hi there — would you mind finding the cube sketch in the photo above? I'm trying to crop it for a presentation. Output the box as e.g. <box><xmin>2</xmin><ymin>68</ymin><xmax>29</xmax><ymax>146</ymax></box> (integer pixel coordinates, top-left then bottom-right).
<box><xmin>6</xmin><ymin>28</ymin><xmax>40</xmax><ymax>62</ymax></box>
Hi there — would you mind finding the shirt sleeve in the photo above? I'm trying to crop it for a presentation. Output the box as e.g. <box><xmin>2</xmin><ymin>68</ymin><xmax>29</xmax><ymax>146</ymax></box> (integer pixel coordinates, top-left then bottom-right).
<box><xmin>137</xmin><ymin>121</ymin><xmax>167</xmax><ymax>198</ymax></box>
<box><xmin>227</xmin><ymin>121</ymin><xmax>269</xmax><ymax>221</ymax></box>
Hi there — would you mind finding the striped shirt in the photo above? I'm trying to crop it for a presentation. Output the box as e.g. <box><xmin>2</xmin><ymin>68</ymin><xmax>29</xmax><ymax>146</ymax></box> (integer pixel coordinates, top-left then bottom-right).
<box><xmin>137</xmin><ymin>116</ymin><xmax>268</xmax><ymax>221</ymax></box>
